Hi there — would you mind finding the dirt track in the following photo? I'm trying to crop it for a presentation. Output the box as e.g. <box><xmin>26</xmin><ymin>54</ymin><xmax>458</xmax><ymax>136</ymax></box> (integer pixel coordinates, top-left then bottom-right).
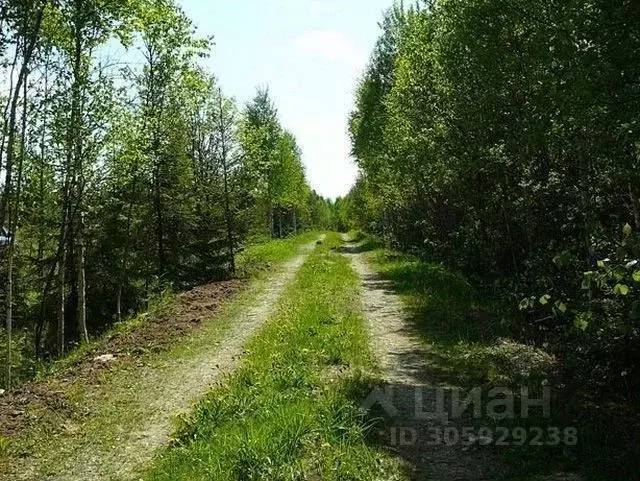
<box><xmin>342</xmin><ymin>240</ymin><xmax>504</xmax><ymax>481</ymax></box>
<box><xmin>3</xmin><ymin>238</ymin><xmax>320</xmax><ymax>481</ymax></box>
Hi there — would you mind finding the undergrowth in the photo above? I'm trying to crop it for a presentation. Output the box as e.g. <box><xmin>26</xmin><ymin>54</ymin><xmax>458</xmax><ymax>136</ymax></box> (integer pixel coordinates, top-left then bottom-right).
<box><xmin>365</xmin><ymin>239</ymin><xmax>639</xmax><ymax>481</ymax></box>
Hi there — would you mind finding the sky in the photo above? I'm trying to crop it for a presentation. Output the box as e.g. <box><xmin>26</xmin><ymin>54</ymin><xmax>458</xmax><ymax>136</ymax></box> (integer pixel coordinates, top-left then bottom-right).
<box><xmin>178</xmin><ymin>0</ymin><xmax>393</xmax><ymax>199</ymax></box>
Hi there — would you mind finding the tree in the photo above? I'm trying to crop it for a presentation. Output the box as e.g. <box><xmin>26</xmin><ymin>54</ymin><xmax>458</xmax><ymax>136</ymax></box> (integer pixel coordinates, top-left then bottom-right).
<box><xmin>239</xmin><ymin>88</ymin><xmax>281</xmax><ymax>237</ymax></box>
<box><xmin>212</xmin><ymin>88</ymin><xmax>241</xmax><ymax>275</ymax></box>
<box><xmin>0</xmin><ymin>0</ymin><xmax>315</xmax><ymax>387</ymax></box>
<box><xmin>348</xmin><ymin>0</ymin><xmax>640</xmax><ymax>399</ymax></box>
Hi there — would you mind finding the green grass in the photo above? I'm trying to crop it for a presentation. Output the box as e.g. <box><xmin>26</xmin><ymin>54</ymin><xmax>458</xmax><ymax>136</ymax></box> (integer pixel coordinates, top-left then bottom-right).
<box><xmin>368</xmin><ymin>248</ymin><xmax>555</xmax><ymax>388</ymax></box>
<box><xmin>361</xmin><ymin>240</ymin><xmax>602</xmax><ymax>480</ymax></box>
<box><xmin>0</xmin><ymin>233</ymin><xmax>322</xmax><ymax>481</ymax></box>
<box><xmin>143</xmin><ymin>233</ymin><xmax>401</xmax><ymax>481</ymax></box>
<box><xmin>236</xmin><ymin>231</ymin><xmax>320</xmax><ymax>278</ymax></box>
<box><xmin>3</xmin><ymin>285</ymin><xmax>264</xmax><ymax>481</ymax></box>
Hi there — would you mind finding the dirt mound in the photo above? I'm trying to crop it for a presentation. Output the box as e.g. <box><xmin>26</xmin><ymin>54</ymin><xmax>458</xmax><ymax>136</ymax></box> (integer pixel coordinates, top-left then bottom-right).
<box><xmin>0</xmin><ymin>279</ymin><xmax>246</xmax><ymax>438</ymax></box>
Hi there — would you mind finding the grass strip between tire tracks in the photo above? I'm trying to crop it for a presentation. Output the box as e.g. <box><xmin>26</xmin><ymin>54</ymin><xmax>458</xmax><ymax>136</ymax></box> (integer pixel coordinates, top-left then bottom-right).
<box><xmin>143</xmin><ymin>232</ymin><xmax>401</xmax><ymax>481</ymax></box>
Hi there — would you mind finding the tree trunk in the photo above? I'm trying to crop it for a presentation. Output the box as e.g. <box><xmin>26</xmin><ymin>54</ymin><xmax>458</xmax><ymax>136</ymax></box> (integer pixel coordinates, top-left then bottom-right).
<box><xmin>57</xmin><ymin>194</ymin><xmax>70</xmax><ymax>356</ymax></box>
<box><xmin>76</xmin><ymin>213</ymin><xmax>88</xmax><ymax>342</ymax></box>
<box><xmin>34</xmin><ymin>54</ymin><xmax>50</xmax><ymax>359</ymax></box>
<box><xmin>293</xmin><ymin>210</ymin><xmax>297</xmax><ymax>235</ymax></box>
<box><xmin>71</xmin><ymin>0</ymin><xmax>88</xmax><ymax>343</ymax></box>
<box><xmin>268</xmin><ymin>208</ymin><xmax>274</xmax><ymax>238</ymax></box>
<box><xmin>218</xmin><ymin>90</ymin><xmax>236</xmax><ymax>276</ymax></box>
<box><xmin>222</xmin><ymin>166</ymin><xmax>236</xmax><ymax>276</ymax></box>
<box><xmin>0</xmin><ymin>1</ymin><xmax>45</xmax><ymax>227</ymax></box>
<box><xmin>154</xmin><ymin>165</ymin><xmax>166</xmax><ymax>275</ymax></box>
<box><xmin>630</xmin><ymin>182</ymin><xmax>640</xmax><ymax>230</ymax></box>
<box><xmin>5</xmin><ymin>44</ymin><xmax>30</xmax><ymax>388</ymax></box>
<box><xmin>116</xmin><ymin>285</ymin><xmax>122</xmax><ymax>324</ymax></box>
<box><xmin>5</xmin><ymin>242</ymin><xmax>13</xmax><ymax>389</ymax></box>
<box><xmin>117</xmin><ymin>171</ymin><xmax>138</xmax><ymax>322</ymax></box>
<box><xmin>35</xmin><ymin>270</ymin><xmax>54</xmax><ymax>359</ymax></box>
<box><xmin>58</xmin><ymin>240</ymin><xmax>67</xmax><ymax>356</ymax></box>
<box><xmin>0</xmin><ymin>47</ymin><xmax>19</xmax><ymax>176</ymax></box>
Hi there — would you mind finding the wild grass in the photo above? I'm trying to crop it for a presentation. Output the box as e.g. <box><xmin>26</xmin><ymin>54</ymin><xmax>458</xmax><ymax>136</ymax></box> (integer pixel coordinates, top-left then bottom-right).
<box><xmin>143</xmin><ymin>232</ymin><xmax>401</xmax><ymax>481</ymax></box>
<box><xmin>368</xmin><ymin>248</ymin><xmax>555</xmax><ymax>387</ymax></box>
<box><xmin>236</xmin><ymin>231</ymin><xmax>320</xmax><ymax>278</ymax></box>
<box><xmin>363</xmin><ymin>241</ymin><xmax>632</xmax><ymax>480</ymax></box>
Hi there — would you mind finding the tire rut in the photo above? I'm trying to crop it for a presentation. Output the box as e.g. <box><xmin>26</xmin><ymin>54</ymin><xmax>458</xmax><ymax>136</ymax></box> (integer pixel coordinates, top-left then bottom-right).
<box><xmin>343</xmin><ymin>242</ymin><xmax>504</xmax><ymax>481</ymax></box>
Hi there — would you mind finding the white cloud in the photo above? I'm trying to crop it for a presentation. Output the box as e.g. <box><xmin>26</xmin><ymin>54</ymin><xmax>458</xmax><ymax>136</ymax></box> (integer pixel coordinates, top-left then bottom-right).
<box><xmin>307</xmin><ymin>1</ymin><xmax>343</xmax><ymax>15</ymax></box>
<box><xmin>292</xmin><ymin>30</ymin><xmax>365</xmax><ymax>66</ymax></box>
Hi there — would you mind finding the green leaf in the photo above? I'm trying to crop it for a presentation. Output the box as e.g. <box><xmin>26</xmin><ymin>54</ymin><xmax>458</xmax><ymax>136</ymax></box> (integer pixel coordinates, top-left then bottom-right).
<box><xmin>574</xmin><ymin>315</ymin><xmax>589</xmax><ymax>331</ymax></box>
<box><xmin>623</xmin><ymin>223</ymin><xmax>633</xmax><ymax>236</ymax></box>
<box><xmin>539</xmin><ymin>294</ymin><xmax>551</xmax><ymax>305</ymax></box>
<box><xmin>597</xmin><ymin>260</ymin><xmax>606</xmax><ymax>268</ymax></box>
<box><xmin>633</xmin><ymin>271</ymin><xmax>640</xmax><ymax>283</ymax></box>
<box><xmin>553</xmin><ymin>250</ymin><xmax>571</xmax><ymax>267</ymax></box>
<box><xmin>613</xmin><ymin>284</ymin><xmax>630</xmax><ymax>296</ymax></box>
<box><xmin>555</xmin><ymin>302</ymin><xmax>567</xmax><ymax>313</ymax></box>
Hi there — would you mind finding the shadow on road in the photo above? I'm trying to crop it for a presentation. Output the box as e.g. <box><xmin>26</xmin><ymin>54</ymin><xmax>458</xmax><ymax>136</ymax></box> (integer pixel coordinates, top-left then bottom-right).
<box><xmin>341</xmin><ymin>242</ymin><xmax>587</xmax><ymax>481</ymax></box>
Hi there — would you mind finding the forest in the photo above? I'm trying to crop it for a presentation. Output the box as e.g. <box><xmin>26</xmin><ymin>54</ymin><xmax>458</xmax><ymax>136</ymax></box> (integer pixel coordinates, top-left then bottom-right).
<box><xmin>0</xmin><ymin>0</ymin><xmax>334</xmax><ymax>388</ymax></box>
<box><xmin>1</xmin><ymin>0</ymin><xmax>639</xmax><ymax>479</ymax></box>
<box><xmin>345</xmin><ymin>0</ymin><xmax>640</xmax><ymax>403</ymax></box>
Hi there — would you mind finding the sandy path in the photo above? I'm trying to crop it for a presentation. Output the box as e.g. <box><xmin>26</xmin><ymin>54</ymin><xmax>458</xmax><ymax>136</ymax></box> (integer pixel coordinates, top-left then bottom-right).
<box><xmin>19</xmin><ymin>238</ymin><xmax>321</xmax><ymax>481</ymax></box>
<box><xmin>346</xmin><ymin>250</ymin><xmax>429</xmax><ymax>385</ymax></box>
<box><xmin>342</xmin><ymin>241</ymin><xmax>503</xmax><ymax>481</ymax></box>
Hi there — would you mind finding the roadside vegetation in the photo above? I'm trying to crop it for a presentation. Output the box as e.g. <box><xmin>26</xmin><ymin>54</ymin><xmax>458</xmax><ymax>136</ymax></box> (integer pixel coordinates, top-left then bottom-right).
<box><xmin>1</xmin><ymin>231</ymin><xmax>316</xmax><ymax>388</ymax></box>
<box><xmin>343</xmin><ymin>0</ymin><xmax>640</xmax><ymax>408</ymax></box>
<box><xmin>356</xmin><ymin>233</ymin><xmax>639</xmax><ymax>480</ymax></box>
<box><xmin>142</xmin><ymin>233</ymin><xmax>400</xmax><ymax>481</ymax></box>
<box><xmin>0</xmin><ymin>233</ymin><xmax>318</xmax><ymax>480</ymax></box>
<box><xmin>235</xmin><ymin>231</ymin><xmax>321</xmax><ymax>278</ymax></box>
<box><xmin>0</xmin><ymin>0</ymin><xmax>338</xmax><ymax>390</ymax></box>
<box><xmin>341</xmin><ymin>1</ymin><xmax>640</xmax><ymax>478</ymax></box>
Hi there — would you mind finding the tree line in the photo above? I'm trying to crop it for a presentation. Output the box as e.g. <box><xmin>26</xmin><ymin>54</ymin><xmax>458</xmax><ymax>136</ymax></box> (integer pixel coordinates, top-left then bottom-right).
<box><xmin>346</xmin><ymin>0</ymin><xmax>640</xmax><ymax>397</ymax></box>
<box><xmin>0</xmin><ymin>0</ymin><xmax>332</xmax><ymax>387</ymax></box>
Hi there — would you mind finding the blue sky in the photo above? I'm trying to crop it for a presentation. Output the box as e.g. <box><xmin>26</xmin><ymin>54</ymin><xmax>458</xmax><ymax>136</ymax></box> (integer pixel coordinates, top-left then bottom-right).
<box><xmin>178</xmin><ymin>0</ymin><xmax>393</xmax><ymax>199</ymax></box>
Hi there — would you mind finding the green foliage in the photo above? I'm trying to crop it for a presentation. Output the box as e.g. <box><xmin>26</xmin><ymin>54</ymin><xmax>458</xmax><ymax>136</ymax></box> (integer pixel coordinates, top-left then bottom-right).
<box><xmin>238</xmin><ymin>88</ymin><xmax>312</xmax><ymax>238</ymax></box>
<box><xmin>347</xmin><ymin>0</ymin><xmax>640</xmax><ymax>400</ymax></box>
<box><xmin>365</xmin><ymin>235</ymin><xmax>639</xmax><ymax>479</ymax></box>
<box><xmin>0</xmin><ymin>0</ymin><xmax>329</xmax><ymax>380</ymax></box>
<box><xmin>0</xmin><ymin>329</ymin><xmax>36</xmax><ymax>387</ymax></box>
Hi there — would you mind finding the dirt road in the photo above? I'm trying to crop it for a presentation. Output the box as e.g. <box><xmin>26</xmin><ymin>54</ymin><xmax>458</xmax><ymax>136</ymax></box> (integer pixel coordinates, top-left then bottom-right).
<box><xmin>342</xmin><ymin>240</ymin><xmax>503</xmax><ymax>481</ymax></box>
<box><xmin>7</xmin><ymin>238</ymin><xmax>321</xmax><ymax>481</ymax></box>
